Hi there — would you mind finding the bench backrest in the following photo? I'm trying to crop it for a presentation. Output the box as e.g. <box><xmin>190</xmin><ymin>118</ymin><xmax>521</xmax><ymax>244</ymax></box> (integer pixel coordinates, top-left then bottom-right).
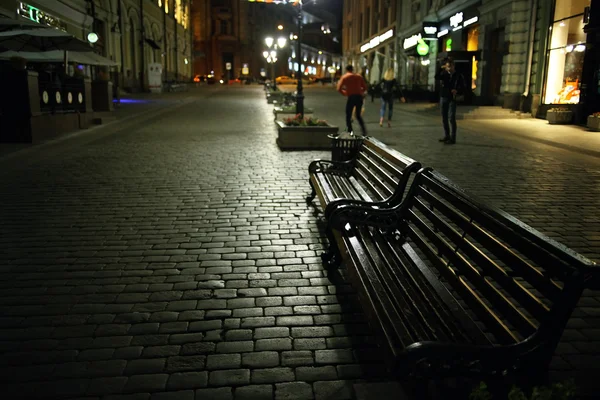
<box><xmin>352</xmin><ymin>137</ymin><xmax>421</xmax><ymax>205</ymax></box>
<box><xmin>399</xmin><ymin>168</ymin><xmax>597</xmax><ymax>353</ymax></box>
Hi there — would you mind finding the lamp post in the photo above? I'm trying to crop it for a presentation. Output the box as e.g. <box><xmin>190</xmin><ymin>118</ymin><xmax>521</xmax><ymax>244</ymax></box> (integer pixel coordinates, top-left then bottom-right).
<box><xmin>264</xmin><ymin>36</ymin><xmax>286</xmax><ymax>89</ymax></box>
<box><xmin>295</xmin><ymin>1</ymin><xmax>304</xmax><ymax>116</ymax></box>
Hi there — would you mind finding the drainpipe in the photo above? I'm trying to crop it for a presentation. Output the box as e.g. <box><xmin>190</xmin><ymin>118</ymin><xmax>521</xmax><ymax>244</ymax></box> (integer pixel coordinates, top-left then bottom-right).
<box><xmin>139</xmin><ymin>0</ymin><xmax>145</xmax><ymax>91</ymax></box>
<box><xmin>174</xmin><ymin>4</ymin><xmax>179</xmax><ymax>81</ymax></box>
<box><xmin>522</xmin><ymin>0</ymin><xmax>538</xmax><ymax>99</ymax></box>
<box><xmin>163</xmin><ymin>2</ymin><xmax>168</xmax><ymax>82</ymax></box>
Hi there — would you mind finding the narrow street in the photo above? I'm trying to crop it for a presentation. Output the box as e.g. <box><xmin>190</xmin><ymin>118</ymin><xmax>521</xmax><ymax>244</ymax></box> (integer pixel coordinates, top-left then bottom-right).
<box><xmin>0</xmin><ymin>85</ymin><xmax>598</xmax><ymax>399</ymax></box>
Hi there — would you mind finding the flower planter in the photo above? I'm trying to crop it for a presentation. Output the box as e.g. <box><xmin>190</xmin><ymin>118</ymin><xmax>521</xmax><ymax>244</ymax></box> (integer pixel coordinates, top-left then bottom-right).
<box><xmin>273</xmin><ymin>107</ymin><xmax>314</xmax><ymax>121</ymax></box>
<box><xmin>587</xmin><ymin>116</ymin><xmax>600</xmax><ymax>131</ymax></box>
<box><xmin>276</xmin><ymin>120</ymin><xmax>339</xmax><ymax>150</ymax></box>
<box><xmin>546</xmin><ymin>110</ymin><xmax>573</xmax><ymax>124</ymax></box>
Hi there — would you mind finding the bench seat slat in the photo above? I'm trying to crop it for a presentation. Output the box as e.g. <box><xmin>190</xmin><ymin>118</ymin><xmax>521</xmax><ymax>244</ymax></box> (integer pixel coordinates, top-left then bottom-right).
<box><xmin>357</xmin><ymin>151</ymin><xmax>401</xmax><ymax>190</ymax></box>
<box><xmin>416</xmin><ymin>187</ymin><xmax>551</xmax><ymax>320</ymax></box>
<box><xmin>355</xmin><ymin>158</ymin><xmax>394</xmax><ymax>199</ymax></box>
<box><xmin>358</xmin><ymin>227</ymin><xmax>440</xmax><ymax>343</ymax></box>
<box><xmin>412</xmin><ymin>198</ymin><xmax>539</xmax><ymax>337</ymax></box>
<box><xmin>419</xmin><ymin>174</ymin><xmax>570</xmax><ymax>284</ymax></box>
<box><xmin>354</xmin><ymin>166</ymin><xmax>387</xmax><ymax>201</ymax></box>
<box><xmin>368</xmin><ymin>229</ymin><xmax>468</xmax><ymax>343</ymax></box>
<box><xmin>348</xmin><ymin>176</ymin><xmax>374</xmax><ymax>202</ymax></box>
<box><xmin>361</xmin><ymin>145</ymin><xmax>405</xmax><ymax>179</ymax></box>
<box><xmin>343</xmin><ymin>232</ymin><xmax>416</xmax><ymax>352</ymax></box>
<box><xmin>414</xmin><ymin>181</ymin><xmax>563</xmax><ymax>301</ymax></box>
<box><xmin>405</xmin><ymin>211</ymin><xmax>520</xmax><ymax>344</ymax></box>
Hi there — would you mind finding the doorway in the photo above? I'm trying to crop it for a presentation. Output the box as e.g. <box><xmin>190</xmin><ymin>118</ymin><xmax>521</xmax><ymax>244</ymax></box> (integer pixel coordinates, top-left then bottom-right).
<box><xmin>223</xmin><ymin>53</ymin><xmax>234</xmax><ymax>81</ymax></box>
<box><xmin>487</xmin><ymin>27</ymin><xmax>505</xmax><ymax>104</ymax></box>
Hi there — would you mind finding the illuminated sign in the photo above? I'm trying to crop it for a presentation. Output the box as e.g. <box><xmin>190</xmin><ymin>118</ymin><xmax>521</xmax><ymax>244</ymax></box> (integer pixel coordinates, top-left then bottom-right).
<box><xmin>403</xmin><ymin>33</ymin><xmax>422</xmax><ymax>49</ymax></box>
<box><xmin>424</xmin><ymin>26</ymin><xmax>437</xmax><ymax>35</ymax></box>
<box><xmin>360</xmin><ymin>29</ymin><xmax>394</xmax><ymax>53</ymax></box>
<box><xmin>18</xmin><ymin>2</ymin><xmax>67</xmax><ymax>31</ymax></box>
<box><xmin>416</xmin><ymin>40</ymin><xmax>429</xmax><ymax>56</ymax></box>
<box><xmin>450</xmin><ymin>12</ymin><xmax>463</xmax><ymax>28</ymax></box>
<box><xmin>437</xmin><ymin>29</ymin><xmax>449</xmax><ymax>38</ymax></box>
<box><xmin>463</xmin><ymin>16</ymin><xmax>479</xmax><ymax>27</ymax></box>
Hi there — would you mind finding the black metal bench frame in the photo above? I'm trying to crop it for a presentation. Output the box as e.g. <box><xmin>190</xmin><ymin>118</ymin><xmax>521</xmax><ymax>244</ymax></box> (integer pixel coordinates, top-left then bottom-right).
<box><xmin>324</xmin><ymin>167</ymin><xmax>598</xmax><ymax>384</ymax></box>
<box><xmin>306</xmin><ymin>137</ymin><xmax>421</xmax><ymax>267</ymax></box>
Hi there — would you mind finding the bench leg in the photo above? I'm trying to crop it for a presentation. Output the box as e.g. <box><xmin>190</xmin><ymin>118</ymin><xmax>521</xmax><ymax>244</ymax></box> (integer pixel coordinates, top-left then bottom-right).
<box><xmin>306</xmin><ymin>179</ymin><xmax>316</xmax><ymax>204</ymax></box>
<box><xmin>321</xmin><ymin>226</ymin><xmax>342</xmax><ymax>269</ymax></box>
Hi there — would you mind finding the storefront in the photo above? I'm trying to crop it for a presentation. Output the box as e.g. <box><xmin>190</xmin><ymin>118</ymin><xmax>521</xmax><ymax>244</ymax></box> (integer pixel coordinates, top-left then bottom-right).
<box><xmin>358</xmin><ymin>28</ymin><xmax>395</xmax><ymax>83</ymax></box>
<box><xmin>435</xmin><ymin>5</ymin><xmax>481</xmax><ymax>104</ymax></box>
<box><xmin>402</xmin><ymin>32</ymin><xmax>431</xmax><ymax>90</ymax></box>
<box><xmin>540</xmin><ymin>0</ymin><xmax>596</xmax><ymax>123</ymax></box>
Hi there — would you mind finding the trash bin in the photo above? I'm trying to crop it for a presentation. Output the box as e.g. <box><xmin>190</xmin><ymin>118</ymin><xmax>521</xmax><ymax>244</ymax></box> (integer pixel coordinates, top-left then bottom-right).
<box><xmin>328</xmin><ymin>132</ymin><xmax>365</xmax><ymax>162</ymax></box>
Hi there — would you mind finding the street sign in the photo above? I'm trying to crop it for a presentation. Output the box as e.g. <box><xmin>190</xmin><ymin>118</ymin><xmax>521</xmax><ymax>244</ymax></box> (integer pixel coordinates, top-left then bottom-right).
<box><xmin>226</xmin><ymin>62</ymin><xmax>232</xmax><ymax>70</ymax></box>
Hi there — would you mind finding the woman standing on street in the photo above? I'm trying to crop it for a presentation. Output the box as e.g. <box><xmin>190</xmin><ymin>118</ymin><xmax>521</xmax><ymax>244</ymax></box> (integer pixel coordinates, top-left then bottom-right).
<box><xmin>379</xmin><ymin>68</ymin><xmax>405</xmax><ymax>127</ymax></box>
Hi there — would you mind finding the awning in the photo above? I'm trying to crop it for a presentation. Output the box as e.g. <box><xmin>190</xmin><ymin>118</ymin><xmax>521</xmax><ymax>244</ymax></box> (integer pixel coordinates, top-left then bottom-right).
<box><xmin>0</xmin><ymin>50</ymin><xmax>119</xmax><ymax>66</ymax></box>
<box><xmin>145</xmin><ymin>38</ymin><xmax>160</xmax><ymax>50</ymax></box>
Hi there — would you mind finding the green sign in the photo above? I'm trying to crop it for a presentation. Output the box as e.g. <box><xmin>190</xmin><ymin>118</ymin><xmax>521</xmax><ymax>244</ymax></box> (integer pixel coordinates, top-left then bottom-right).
<box><xmin>416</xmin><ymin>40</ymin><xmax>429</xmax><ymax>56</ymax></box>
<box><xmin>445</xmin><ymin>38</ymin><xmax>453</xmax><ymax>52</ymax></box>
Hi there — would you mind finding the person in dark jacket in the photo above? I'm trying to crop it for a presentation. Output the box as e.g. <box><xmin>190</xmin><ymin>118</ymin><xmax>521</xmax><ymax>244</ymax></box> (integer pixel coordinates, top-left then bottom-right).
<box><xmin>378</xmin><ymin>68</ymin><xmax>406</xmax><ymax>127</ymax></box>
<box><xmin>435</xmin><ymin>58</ymin><xmax>466</xmax><ymax>144</ymax></box>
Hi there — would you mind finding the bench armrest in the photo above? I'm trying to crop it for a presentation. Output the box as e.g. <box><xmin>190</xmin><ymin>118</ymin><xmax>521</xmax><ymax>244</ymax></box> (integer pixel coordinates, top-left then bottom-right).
<box><xmin>308</xmin><ymin>159</ymin><xmax>354</xmax><ymax>175</ymax></box>
<box><xmin>324</xmin><ymin>197</ymin><xmax>392</xmax><ymax>220</ymax></box>
<box><xmin>328</xmin><ymin>202</ymin><xmax>403</xmax><ymax>232</ymax></box>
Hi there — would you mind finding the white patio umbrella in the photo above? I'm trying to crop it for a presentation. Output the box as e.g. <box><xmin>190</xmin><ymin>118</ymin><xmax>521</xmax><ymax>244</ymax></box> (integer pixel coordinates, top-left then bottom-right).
<box><xmin>0</xmin><ymin>17</ymin><xmax>45</xmax><ymax>32</ymax></box>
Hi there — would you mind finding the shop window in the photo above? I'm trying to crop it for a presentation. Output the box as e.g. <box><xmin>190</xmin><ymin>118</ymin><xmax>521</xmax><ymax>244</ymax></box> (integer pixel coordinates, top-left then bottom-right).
<box><xmin>543</xmin><ymin>0</ymin><xmax>590</xmax><ymax>104</ymax></box>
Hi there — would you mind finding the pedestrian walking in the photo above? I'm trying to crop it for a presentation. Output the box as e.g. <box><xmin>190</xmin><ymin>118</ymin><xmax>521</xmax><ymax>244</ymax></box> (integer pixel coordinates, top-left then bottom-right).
<box><xmin>436</xmin><ymin>58</ymin><xmax>466</xmax><ymax>144</ymax></box>
<box><xmin>352</xmin><ymin>68</ymin><xmax>367</xmax><ymax>122</ymax></box>
<box><xmin>378</xmin><ymin>68</ymin><xmax>406</xmax><ymax>128</ymax></box>
<box><xmin>337</xmin><ymin>65</ymin><xmax>368</xmax><ymax>136</ymax></box>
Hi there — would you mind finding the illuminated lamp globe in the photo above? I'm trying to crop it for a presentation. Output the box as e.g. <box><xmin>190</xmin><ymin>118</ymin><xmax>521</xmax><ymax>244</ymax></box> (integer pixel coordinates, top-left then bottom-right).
<box><xmin>87</xmin><ymin>32</ymin><xmax>99</xmax><ymax>44</ymax></box>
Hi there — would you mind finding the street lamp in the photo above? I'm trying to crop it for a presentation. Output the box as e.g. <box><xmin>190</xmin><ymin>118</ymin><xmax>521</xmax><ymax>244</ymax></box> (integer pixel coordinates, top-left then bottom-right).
<box><xmin>264</xmin><ymin>36</ymin><xmax>287</xmax><ymax>89</ymax></box>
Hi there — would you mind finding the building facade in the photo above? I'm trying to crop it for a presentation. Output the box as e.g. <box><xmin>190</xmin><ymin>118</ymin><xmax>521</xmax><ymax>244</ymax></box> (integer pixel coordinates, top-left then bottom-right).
<box><xmin>191</xmin><ymin>0</ymin><xmax>342</xmax><ymax>81</ymax></box>
<box><xmin>344</xmin><ymin>0</ymin><xmax>599</xmax><ymax>122</ymax></box>
<box><xmin>0</xmin><ymin>0</ymin><xmax>194</xmax><ymax>91</ymax></box>
<box><xmin>342</xmin><ymin>0</ymin><xmax>398</xmax><ymax>84</ymax></box>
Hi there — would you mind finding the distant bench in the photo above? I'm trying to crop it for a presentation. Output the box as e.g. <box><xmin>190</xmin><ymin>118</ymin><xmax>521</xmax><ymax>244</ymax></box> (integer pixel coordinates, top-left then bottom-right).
<box><xmin>308</xmin><ymin>146</ymin><xmax>599</xmax><ymax>384</ymax></box>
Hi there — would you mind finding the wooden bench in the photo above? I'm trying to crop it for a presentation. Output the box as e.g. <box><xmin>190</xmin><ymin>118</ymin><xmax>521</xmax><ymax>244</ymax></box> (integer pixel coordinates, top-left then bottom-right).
<box><xmin>306</xmin><ymin>136</ymin><xmax>421</xmax><ymax>223</ymax></box>
<box><xmin>325</xmin><ymin>167</ymin><xmax>599</xmax><ymax>383</ymax></box>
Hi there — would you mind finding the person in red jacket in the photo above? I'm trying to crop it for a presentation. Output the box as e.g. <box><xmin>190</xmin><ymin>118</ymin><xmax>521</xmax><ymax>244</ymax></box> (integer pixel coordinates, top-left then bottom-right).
<box><xmin>337</xmin><ymin>65</ymin><xmax>368</xmax><ymax>135</ymax></box>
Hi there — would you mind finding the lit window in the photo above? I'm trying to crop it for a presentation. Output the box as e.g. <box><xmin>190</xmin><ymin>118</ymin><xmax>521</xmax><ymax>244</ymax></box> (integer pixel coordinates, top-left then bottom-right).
<box><xmin>165</xmin><ymin>0</ymin><xmax>169</xmax><ymax>14</ymax></box>
<box><xmin>158</xmin><ymin>0</ymin><xmax>162</xmax><ymax>7</ymax></box>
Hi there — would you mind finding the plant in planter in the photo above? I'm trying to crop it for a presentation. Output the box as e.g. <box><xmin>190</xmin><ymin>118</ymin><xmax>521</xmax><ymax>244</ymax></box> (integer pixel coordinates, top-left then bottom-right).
<box><xmin>282</xmin><ymin>114</ymin><xmax>328</xmax><ymax>126</ymax></box>
<box><xmin>276</xmin><ymin>114</ymin><xmax>338</xmax><ymax>150</ymax></box>
<box><xmin>546</xmin><ymin>107</ymin><xmax>573</xmax><ymax>124</ymax></box>
<box><xmin>587</xmin><ymin>111</ymin><xmax>600</xmax><ymax>131</ymax></box>
<box><xmin>469</xmin><ymin>380</ymin><xmax>576</xmax><ymax>400</ymax></box>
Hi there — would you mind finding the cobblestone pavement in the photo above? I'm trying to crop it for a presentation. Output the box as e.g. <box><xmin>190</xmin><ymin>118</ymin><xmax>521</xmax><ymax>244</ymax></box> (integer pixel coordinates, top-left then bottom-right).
<box><xmin>0</xmin><ymin>85</ymin><xmax>598</xmax><ymax>399</ymax></box>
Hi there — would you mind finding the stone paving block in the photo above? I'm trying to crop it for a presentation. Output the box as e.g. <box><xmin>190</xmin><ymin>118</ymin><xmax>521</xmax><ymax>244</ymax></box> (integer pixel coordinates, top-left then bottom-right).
<box><xmin>275</xmin><ymin>382</ymin><xmax>313</xmax><ymax>400</ymax></box>
<box><xmin>167</xmin><ymin>371</ymin><xmax>209</xmax><ymax>390</ymax></box>
<box><xmin>195</xmin><ymin>387</ymin><xmax>233</xmax><ymax>399</ymax></box>
<box><xmin>251</xmin><ymin>367</ymin><xmax>295</xmax><ymax>384</ymax></box>
<box><xmin>216</xmin><ymin>341</ymin><xmax>254</xmax><ymax>353</ymax></box>
<box><xmin>209</xmin><ymin>369</ymin><xmax>251</xmax><ymax>386</ymax></box>
<box><xmin>255</xmin><ymin>338</ymin><xmax>293</xmax><ymax>351</ymax></box>
<box><xmin>207</xmin><ymin>354</ymin><xmax>242</xmax><ymax>370</ymax></box>
<box><xmin>125</xmin><ymin>358</ymin><xmax>167</xmax><ymax>375</ymax></box>
<box><xmin>293</xmin><ymin>339</ymin><xmax>327</xmax><ymax>350</ymax></box>
<box><xmin>240</xmin><ymin>317</ymin><xmax>275</xmax><ymax>328</ymax></box>
<box><xmin>315</xmin><ymin>349</ymin><xmax>354</xmax><ymax>364</ymax></box>
<box><xmin>142</xmin><ymin>345</ymin><xmax>181</xmax><ymax>358</ymax></box>
<box><xmin>235</xmin><ymin>384</ymin><xmax>274</xmax><ymax>399</ymax></box>
<box><xmin>151</xmin><ymin>390</ymin><xmax>195</xmax><ymax>400</ymax></box>
<box><xmin>276</xmin><ymin>316</ymin><xmax>313</xmax><ymax>326</ymax></box>
<box><xmin>166</xmin><ymin>355</ymin><xmax>206</xmax><ymax>372</ymax></box>
<box><xmin>242</xmin><ymin>351</ymin><xmax>280</xmax><ymax>368</ymax></box>
<box><xmin>313</xmin><ymin>380</ymin><xmax>353</xmax><ymax>400</ymax></box>
<box><xmin>281</xmin><ymin>351</ymin><xmax>314</xmax><ymax>367</ymax></box>
<box><xmin>181</xmin><ymin>342</ymin><xmax>216</xmax><ymax>355</ymax></box>
<box><xmin>124</xmin><ymin>373</ymin><xmax>169</xmax><ymax>393</ymax></box>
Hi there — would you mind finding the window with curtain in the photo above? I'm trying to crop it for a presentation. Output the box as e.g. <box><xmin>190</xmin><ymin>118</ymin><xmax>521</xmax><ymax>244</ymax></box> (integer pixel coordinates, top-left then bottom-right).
<box><xmin>543</xmin><ymin>0</ymin><xmax>590</xmax><ymax>104</ymax></box>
